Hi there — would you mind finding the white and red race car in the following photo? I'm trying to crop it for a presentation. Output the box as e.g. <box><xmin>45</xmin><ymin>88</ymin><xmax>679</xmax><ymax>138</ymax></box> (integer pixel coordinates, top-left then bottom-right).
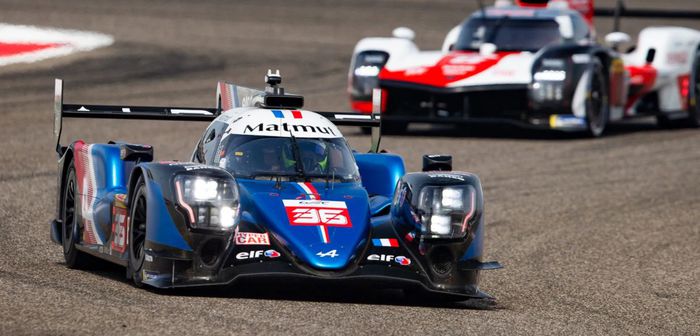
<box><xmin>348</xmin><ymin>0</ymin><xmax>700</xmax><ymax>136</ymax></box>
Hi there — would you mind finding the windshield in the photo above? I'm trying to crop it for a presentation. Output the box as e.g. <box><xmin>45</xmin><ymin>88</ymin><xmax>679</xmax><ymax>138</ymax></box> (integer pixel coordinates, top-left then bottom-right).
<box><xmin>455</xmin><ymin>18</ymin><xmax>562</xmax><ymax>52</ymax></box>
<box><xmin>217</xmin><ymin>135</ymin><xmax>360</xmax><ymax>183</ymax></box>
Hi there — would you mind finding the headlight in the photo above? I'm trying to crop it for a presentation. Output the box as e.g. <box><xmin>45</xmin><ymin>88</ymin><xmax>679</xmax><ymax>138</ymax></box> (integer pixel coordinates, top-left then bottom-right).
<box><xmin>351</xmin><ymin>51</ymin><xmax>389</xmax><ymax>99</ymax></box>
<box><xmin>354</xmin><ymin>65</ymin><xmax>381</xmax><ymax>77</ymax></box>
<box><xmin>174</xmin><ymin>174</ymin><xmax>240</xmax><ymax>230</ymax></box>
<box><xmin>417</xmin><ymin>185</ymin><xmax>476</xmax><ymax>239</ymax></box>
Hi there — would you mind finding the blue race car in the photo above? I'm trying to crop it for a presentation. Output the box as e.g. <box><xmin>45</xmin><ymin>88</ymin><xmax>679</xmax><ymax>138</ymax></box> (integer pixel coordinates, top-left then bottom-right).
<box><xmin>49</xmin><ymin>71</ymin><xmax>501</xmax><ymax>300</ymax></box>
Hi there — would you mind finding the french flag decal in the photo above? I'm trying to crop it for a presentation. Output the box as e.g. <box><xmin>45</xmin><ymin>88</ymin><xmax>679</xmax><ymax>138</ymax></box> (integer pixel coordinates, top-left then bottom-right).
<box><xmin>271</xmin><ymin>110</ymin><xmax>303</xmax><ymax>119</ymax></box>
<box><xmin>372</xmin><ymin>238</ymin><xmax>399</xmax><ymax>247</ymax></box>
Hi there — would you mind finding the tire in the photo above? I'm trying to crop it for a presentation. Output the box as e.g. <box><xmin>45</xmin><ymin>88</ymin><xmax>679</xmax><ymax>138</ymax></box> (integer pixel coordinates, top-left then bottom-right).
<box><xmin>585</xmin><ymin>58</ymin><xmax>609</xmax><ymax>137</ymax></box>
<box><xmin>686</xmin><ymin>50</ymin><xmax>700</xmax><ymax>127</ymax></box>
<box><xmin>360</xmin><ymin>127</ymin><xmax>371</xmax><ymax>135</ymax></box>
<box><xmin>127</xmin><ymin>177</ymin><xmax>147</xmax><ymax>287</ymax></box>
<box><xmin>61</xmin><ymin>161</ymin><xmax>94</xmax><ymax>269</ymax></box>
<box><xmin>381</xmin><ymin>121</ymin><xmax>407</xmax><ymax>135</ymax></box>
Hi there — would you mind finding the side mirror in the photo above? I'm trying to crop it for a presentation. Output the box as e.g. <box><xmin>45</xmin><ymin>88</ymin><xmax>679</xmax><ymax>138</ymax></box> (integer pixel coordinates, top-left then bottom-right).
<box><xmin>479</xmin><ymin>42</ymin><xmax>497</xmax><ymax>56</ymax></box>
<box><xmin>442</xmin><ymin>25</ymin><xmax>462</xmax><ymax>53</ymax></box>
<box><xmin>392</xmin><ymin>27</ymin><xmax>415</xmax><ymax>41</ymax></box>
<box><xmin>605</xmin><ymin>32</ymin><xmax>631</xmax><ymax>50</ymax></box>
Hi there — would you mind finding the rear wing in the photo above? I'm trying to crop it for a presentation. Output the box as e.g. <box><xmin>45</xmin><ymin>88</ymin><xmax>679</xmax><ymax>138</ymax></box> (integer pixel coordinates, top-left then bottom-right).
<box><xmin>54</xmin><ymin>78</ymin><xmax>383</xmax><ymax>156</ymax></box>
<box><xmin>53</xmin><ymin>79</ymin><xmax>218</xmax><ymax>156</ymax></box>
<box><xmin>594</xmin><ymin>0</ymin><xmax>700</xmax><ymax>31</ymax></box>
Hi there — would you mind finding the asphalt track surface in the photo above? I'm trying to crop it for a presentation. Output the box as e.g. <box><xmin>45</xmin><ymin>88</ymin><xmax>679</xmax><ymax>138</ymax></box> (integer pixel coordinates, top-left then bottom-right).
<box><xmin>1</xmin><ymin>0</ymin><xmax>700</xmax><ymax>334</ymax></box>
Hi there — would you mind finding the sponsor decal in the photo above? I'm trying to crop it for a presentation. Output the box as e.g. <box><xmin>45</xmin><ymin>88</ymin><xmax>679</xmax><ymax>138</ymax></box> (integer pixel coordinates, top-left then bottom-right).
<box><xmin>367</xmin><ymin>254</ymin><xmax>412</xmax><ymax>266</ymax></box>
<box><xmin>236</xmin><ymin>249</ymin><xmax>281</xmax><ymax>260</ymax></box>
<box><xmin>404</xmin><ymin>67</ymin><xmax>428</xmax><ymax>76</ymax></box>
<box><xmin>110</xmin><ymin>209</ymin><xmax>128</xmax><ymax>253</ymax></box>
<box><xmin>243</xmin><ymin>122</ymin><xmax>336</xmax><ymax>136</ymax></box>
<box><xmin>283</xmin><ymin>199</ymin><xmax>352</xmax><ymax>244</ymax></box>
<box><xmin>110</xmin><ymin>193</ymin><xmax>128</xmax><ymax>253</ymax></box>
<box><xmin>316</xmin><ymin>249</ymin><xmax>339</xmax><ymax>258</ymax></box>
<box><xmin>449</xmin><ymin>54</ymin><xmax>487</xmax><ymax>65</ymax></box>
<box><xmin>549</xmin><ymin>114</ymin><xmax>586</xmax><ymax>129</ymax></box>
<box><xmin>442</xmin><ymin>64</ymin><xmax>475</xmax><ymax>76</ymax></box>
<box><xmin>427</xmin><ymin>173</ymin><xmax>465</xmax><ymax>181</ymax></box>
<box><xmin>235</xmin><ymin>232</ymin><xmax>270</xmax><ymax>246</ymax></box>
<box><xmin>487</xmin><ymin>8</ymin><xmax>535</xmax><ymax>17</ymax></box>
<box><xmin>395</xmin><ymin>256</ymin><xmax>411</xmax><ymax>266</ymax></box>
<box><xmin>372</xmin><ymin>238</ymin><xmax>399</xmax><ymax>247</ymax></box>
<box><xmin>666</xmin><ymin>51</ymin><xmax>688</xmax><ymax>65</ymax></box>
<box><xmin>264</xmin><ymin>249</ymin><xmax>281</xmax><ymax>258</ymax></box>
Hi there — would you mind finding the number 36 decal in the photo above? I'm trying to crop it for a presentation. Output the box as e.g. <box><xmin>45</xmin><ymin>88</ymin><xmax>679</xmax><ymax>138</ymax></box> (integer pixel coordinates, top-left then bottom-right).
<box><xmin>283</xmin><ymin>200</ymin><xmax>352</xmax><ymax>227</ymax></box>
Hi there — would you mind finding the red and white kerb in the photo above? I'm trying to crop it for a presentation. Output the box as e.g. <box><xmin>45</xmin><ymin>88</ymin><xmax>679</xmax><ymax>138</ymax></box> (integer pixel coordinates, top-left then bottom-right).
<box><xmin>0</xmin><ymin>23</ymin><xmax>112</xmax><ymax>67</ymax></box>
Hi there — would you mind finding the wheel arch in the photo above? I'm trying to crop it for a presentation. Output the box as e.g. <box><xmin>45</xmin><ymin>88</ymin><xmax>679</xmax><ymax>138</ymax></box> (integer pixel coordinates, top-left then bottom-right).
<box><xmin>126</xmin><ymin>165</ymin><xmax>148</xmax><ymax>209</ymax></box>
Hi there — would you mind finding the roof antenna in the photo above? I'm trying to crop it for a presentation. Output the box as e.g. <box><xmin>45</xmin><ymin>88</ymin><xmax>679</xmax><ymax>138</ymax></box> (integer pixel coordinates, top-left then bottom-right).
<box><xmin>477</xmin><ymin>0</ymin><xmax>487</xmax><ymax>19</ymax></box>
<box><xmin>613</xmin><ymin>0</ymin><xmax>623</xmax><ymax>32</ymax></box>
<box><xmin>265</xmin><ymin>69</ymin><xmax>284</xmax><ymax>95</ymax></box>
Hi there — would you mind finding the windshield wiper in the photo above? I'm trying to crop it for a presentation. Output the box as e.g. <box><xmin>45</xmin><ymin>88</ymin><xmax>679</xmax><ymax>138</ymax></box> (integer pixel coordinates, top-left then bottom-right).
<box><xmin>287</xmin><ymin>131</ymin><xmax>307</xmax><ymax>181</ymax></box>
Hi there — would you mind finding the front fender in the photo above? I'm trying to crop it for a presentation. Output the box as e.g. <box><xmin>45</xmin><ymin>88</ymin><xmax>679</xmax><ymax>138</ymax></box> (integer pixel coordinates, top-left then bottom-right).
<box><xmin>129</xmin><ymin>162</ymin><xmax>235</xmax><ymax>258</ymax></box>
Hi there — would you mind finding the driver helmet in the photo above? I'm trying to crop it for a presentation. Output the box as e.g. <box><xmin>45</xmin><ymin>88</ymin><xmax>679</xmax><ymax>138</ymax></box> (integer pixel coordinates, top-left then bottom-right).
<box><xmin>282</xmin><ymin>140</ymin><xmax>328</xmax><ymax>171</ymax></box>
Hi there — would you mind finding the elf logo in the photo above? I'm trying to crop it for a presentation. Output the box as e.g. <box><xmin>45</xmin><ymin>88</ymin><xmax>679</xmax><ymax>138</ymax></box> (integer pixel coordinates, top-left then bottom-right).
<box><xmin>367</xmin><ymin>254</ymin><xmax>411</xmax><ymax>266</ymax></box>
<box><xmin>236</xmin><ymin>249</ymin><xmax>281</xmax><ymax>260</ymax></box>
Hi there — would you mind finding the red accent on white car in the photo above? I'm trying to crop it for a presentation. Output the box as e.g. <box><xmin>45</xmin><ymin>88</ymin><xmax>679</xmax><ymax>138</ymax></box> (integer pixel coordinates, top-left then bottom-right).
<box><xmin>677</xmin><ymin>74</ymin><xmax>691</xmax><ymax>110</ymax></box>
<box><xmin>380</xmin><ymin>51</ymin><xmax>518</xmax><ymax>88</ymax></box>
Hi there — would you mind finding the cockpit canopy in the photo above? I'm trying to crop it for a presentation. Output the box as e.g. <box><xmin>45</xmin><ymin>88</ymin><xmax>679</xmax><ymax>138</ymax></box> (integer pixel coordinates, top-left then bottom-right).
<box><xmin>217</xmin><ymin>135</ymin><xmax>360</xmax><ymax>183</ymax></box>
<box><xmin>456</xmin><ymin>9</ymin><xmax>591</xmax><ymax>52</ymax></box>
